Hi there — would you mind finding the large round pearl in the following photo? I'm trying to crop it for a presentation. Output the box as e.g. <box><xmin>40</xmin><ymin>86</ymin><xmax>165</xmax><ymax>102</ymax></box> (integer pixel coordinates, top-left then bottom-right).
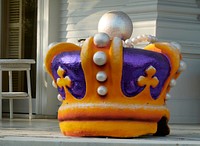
<box><xmin>97</xmin><ymin>86</ymin><xmax>108</xmax><ymax>96</ymax></box>
<box><xmin>93</xmin><ymin>51</ymin><xmax>107</xmax><ymax>66</ymax></box>
<box><xmin>98</xmin><ymin>11</ymin><xmax>133</xmax><ymax>40</ymax></box>
<box><xmin>94</xmin><ymin>33</ymin><xmax>110</xmax><ymax>48</ymax></box>
<box><xmin>96</xmin><ymin>71</ymin><xmax>107</xmax><ymax>82</ymax></box>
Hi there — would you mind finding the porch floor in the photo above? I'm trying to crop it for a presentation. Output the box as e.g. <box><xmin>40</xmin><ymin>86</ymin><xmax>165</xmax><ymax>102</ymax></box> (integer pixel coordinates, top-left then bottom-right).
<box><xmin>0</xmin><ymin>118</ymin><xmax>200</xmax><ymax>146</ymax></box>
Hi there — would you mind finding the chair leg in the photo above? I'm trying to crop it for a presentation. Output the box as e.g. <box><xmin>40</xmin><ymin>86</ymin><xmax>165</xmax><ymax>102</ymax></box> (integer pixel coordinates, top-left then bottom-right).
<box><xmin>0</xmin><ymin>99</ymin><xmax>2</xmax><ymax>119</ymax></box>
<box><xmin>9</xmin><ymin>99</ymin><xmax>13</xmax><ymax>119</ymax></box>
<box><xmin>27</xmin><ymin>70</ymin><xmax>32</xmax><ymax>120</ymax></box>
<box><xmin>8</xmin><ymin>71</ymin><xmax>13</xmax><ymax>119</ymax></box>
<box><xmin>0</xmin><ymin>70</ymin><xmax>2</xmax><ymax>119</ymax></box>
<box><xmin>29</xmin><ymin>98</ymin><xmax>32</xmax><ymax>120</ymax></box>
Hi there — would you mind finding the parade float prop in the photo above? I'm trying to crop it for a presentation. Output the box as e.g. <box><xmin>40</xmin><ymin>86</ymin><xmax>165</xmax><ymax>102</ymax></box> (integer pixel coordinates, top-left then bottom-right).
<box><xmin>45</xmin><ymin>11</ymin><xmax>185</xmax><ymax>137</ymax></box>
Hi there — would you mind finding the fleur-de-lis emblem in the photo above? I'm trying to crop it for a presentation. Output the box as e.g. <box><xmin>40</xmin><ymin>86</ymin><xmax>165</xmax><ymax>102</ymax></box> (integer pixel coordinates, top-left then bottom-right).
<box><xmin>137</xmin><ymin>65</ymin><xmax>159</xmax><ymax>88</ymax></box>
<box><xmin>56</xmin><ymin>66</ymin><xmax>71</xmax><ymax>90</ymax></box>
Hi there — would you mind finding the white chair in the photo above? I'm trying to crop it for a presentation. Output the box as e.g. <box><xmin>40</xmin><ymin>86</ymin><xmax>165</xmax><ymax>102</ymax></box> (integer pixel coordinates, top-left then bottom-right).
<box><xmin>0</xmin><ymin>59</ymin><xmax>35</xmax><ymax>119</ymax></box>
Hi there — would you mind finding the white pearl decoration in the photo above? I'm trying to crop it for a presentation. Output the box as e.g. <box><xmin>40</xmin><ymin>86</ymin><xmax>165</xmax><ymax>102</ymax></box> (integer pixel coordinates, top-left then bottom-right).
<box><xmin>124</xmin><ymin>39</ymin><xmax>133</xmax><ymax>48</ymax></box>
<box><xmin>136</xmin><ymin>35</ymin><xmax>143</xmax><ymax>42</ymax></box>
<box><xmin>97</xmin><ymin>86</ymin><xmax>108</xmax><ymax>96</ymax></box>
<box><xmin>94</xmin><ymin>33</ymin><xmax>110</xmax><ymax>48</ymax></box>
<box><xmin>124</xmin><ymin>34</ymin><xmax>158</xmax><ymax>48</ymax></box>
<box><xmin>57</xmin><ymin>94</ymin><xmax>63</xmax><ymax>102</ymax></box>
<box><xmin>96</xmin><ymin>71</ymin><xmax>107</xmax><ymax>82</ymax></box>
<box><xmin>166</xmin><ymin>93</ymin><xmax>171</xmax><ymax>100</ymax></box>
<box><xmin>125</xmin><ymin>39</ymin><xmax>132</xmax><ymax>46</ymax></box>
<box><xmin>170</xmin><ymin>42</ymin><xmax>181</xmax><ymax>52</ymax></box>
<box><xmin>52</xmin><ymin>80</ymin><xmax>57</xmax><ymax>88</ymax></box>
<box><xmin>170</xmin><ymin>79</ymin><xmax>176</xmax><ymax>87</ymax></box>
<box><xmin>93</xmin><ymin>51</ymin><xmax>107</xmax><ymax>66</ymax></box>
<box><xmin>178</xmin><ymin>60</ymin><xmax>187</xmax><ymax>72</ymax></box>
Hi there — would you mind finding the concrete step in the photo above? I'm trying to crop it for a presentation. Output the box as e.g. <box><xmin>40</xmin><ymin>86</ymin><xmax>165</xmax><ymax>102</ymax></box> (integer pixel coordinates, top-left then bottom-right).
<box><xmin>0</xmin><ymin>119</ymin><xmax>200</xmax><ymax>146</ymax></box>
<box><xmin>1</xmin><ymin>136</ymin><xmax>200</xmax><ymax>146</ymax></box>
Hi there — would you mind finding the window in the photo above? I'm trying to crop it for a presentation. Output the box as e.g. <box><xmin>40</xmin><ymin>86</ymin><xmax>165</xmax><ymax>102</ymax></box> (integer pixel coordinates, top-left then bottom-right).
<box><xmin>1</xmin><ymin>0</ymin><xmax>37</xmax><ymax>98</ymax></box>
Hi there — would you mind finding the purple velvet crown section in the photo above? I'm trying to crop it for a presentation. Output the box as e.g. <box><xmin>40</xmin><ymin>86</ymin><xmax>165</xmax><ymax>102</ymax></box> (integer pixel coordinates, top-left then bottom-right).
<box><xmin>51</xmin><ymin>51</ymin><xmax>85</xmax><ymax>99</ymax></box>
<box><xmin>122</xmin><ymin>49</ymin><xmax>170</xmax><ymax>99</ymax></box>
<box><xmin>51</xmin><ymin>48</ymin><xmax>170</xmax><ymax>100</ymax></box>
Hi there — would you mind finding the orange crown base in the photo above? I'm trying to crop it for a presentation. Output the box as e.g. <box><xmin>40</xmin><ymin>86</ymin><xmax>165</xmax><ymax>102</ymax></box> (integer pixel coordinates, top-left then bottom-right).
<box><xmin>60</xmin><ymin>121</ymin><xmax>158</xmax><ymax>137</ymax></box>
<box><xmin>58</xmin><ymin>102</ymin><xmax>170</xmax><ymax>137</ymax></box>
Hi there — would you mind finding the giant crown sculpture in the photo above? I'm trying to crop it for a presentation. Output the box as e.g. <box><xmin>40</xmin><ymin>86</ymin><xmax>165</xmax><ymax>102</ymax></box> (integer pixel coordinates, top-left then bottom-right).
<box><xmin>45</xmin><ymin>11</ymin><xmax>185</xmax><ymax>137</ymax></box>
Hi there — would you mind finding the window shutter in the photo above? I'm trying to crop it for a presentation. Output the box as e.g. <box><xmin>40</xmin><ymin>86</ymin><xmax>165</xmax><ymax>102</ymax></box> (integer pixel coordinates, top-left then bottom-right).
<box><xmin>8</xmin><ymin>0</ymin><xmax>23</xmax><ymax>59</ymax></box>
<box><xmin>8</xmin><ymin>0</ymin><xmax>24</xmax><ymax>91</ymax></box>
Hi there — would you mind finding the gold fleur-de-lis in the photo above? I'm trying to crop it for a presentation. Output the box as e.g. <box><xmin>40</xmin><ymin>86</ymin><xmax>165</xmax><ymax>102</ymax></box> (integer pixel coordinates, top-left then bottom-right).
<box><xmin>56</xmin><ymin>66</ymin><xmax>71</xmax><ymax>89</ymax></box>
<box><xmin>138</xmin><ymin>65</ymin><xmax>159</xmax><ymax>88</ymax></box>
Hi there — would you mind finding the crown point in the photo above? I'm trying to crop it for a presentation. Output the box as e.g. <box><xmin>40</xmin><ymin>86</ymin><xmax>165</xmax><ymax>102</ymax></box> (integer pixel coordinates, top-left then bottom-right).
<box><xmin>146</xmin><ymin>65</ymin><xmax>156</xmax><ymax>76</ymax></box>
<box><xmin>97</xmin><ymin>86</ymin><xmax>108</xmax><ymax>96</ymax></box>
<box><xmin>96</xmin><ymin>71</ymin><xmax>107</xmax><ymax>82</ymax></box>
<box><xmin>170</xmin><ymin>79</ymin><xmax>176</xmax><ymax>87</ymax></box>
<box><xmin>93</xmin><ymin>51</ymin><xmax>107</xmax><ymax>66</ymax></box>
<box><xmin>57</xmin><ymin>94</ymin><xmax>63</xmax><ymax>102</ymax></box>
<box><xmin>94</xmin><ymin>33</ymin><xmax>110</xmax><ymax>48</ymax></box>
<box><xmin>57</xmin><ymin>66</ymin><xmax>64</xmax><ymax>77</ymax></box>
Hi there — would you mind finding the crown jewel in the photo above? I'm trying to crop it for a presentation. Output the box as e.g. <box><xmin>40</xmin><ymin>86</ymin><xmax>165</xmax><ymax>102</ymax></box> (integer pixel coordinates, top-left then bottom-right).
<box><xmin>45</xmin><ymin>11</ymin><xmax>185</xmax><ymax>137</ymax></box>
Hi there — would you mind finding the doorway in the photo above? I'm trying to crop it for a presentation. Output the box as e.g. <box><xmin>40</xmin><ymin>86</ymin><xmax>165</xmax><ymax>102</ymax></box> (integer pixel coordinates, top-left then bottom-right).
<box><xmin>1</xmin><ymin>0</ymin><xmax>37</xmax><ymax>114</ymax></box>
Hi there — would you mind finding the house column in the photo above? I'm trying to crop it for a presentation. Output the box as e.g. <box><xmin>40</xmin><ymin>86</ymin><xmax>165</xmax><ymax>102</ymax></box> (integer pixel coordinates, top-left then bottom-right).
<box><xmin>36</xmin><ymin>0</ymin><xmax>60</xmax><ymax>116</ymax></box>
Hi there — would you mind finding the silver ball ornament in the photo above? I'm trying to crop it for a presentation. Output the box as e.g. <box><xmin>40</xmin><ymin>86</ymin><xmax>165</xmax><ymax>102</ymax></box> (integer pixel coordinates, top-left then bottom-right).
<box><xmin>98</xmin><ymin>11</ymin><xmax>133</xmax><ymax>40</ymax></box>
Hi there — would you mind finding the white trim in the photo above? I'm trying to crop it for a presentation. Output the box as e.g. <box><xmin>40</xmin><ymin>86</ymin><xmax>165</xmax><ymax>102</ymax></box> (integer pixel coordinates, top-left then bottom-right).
<box><xmin>0</xmin><ymin>0</ymin><xmax>2</xmax><ymax>57</ymax></box>
<box><xmin>60</xmin><ymin>103</ymin><xmax>167</xmax><ymax>111</ymax></box>
<box><xmin>36</xmin><ymin>0</ymin><xmax>60</xmax><ymax>115</ymax></box>
<box><xmin>36</xmin><ymin>0</ymin><xmax>49</xmax><ymax>114</ymax></box>
<box><xmin>179</xmin><ymin>41</ymin><xmax>200</xmax><ymax>56</ymax></box>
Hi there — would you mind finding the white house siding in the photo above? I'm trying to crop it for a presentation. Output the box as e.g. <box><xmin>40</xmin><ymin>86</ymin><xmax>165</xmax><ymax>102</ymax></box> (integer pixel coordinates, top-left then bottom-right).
<box><xmin>57</xmin><ymin>0</ymin><xmax>200</xmax><ymax>123</ymax></box>
<box><xmin>156</xmin><ymin>0</ymin><xmax>200</xmax><ymax>123</ymax></box>
<box><xmin>59</xmin><ymin>0</ymin><xmax>158</xmax><ymax>43</ymax></box>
